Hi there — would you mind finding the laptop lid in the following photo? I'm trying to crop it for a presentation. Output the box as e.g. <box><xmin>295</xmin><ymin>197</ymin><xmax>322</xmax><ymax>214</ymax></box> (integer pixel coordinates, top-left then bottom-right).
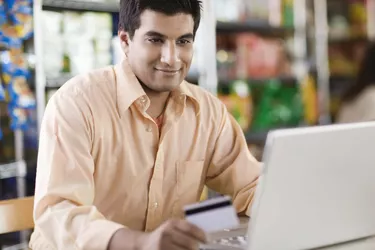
<box><xmin>248</xmin><ymin>122</ymin><xmax>375</xmax><ymax>250</ymax></box>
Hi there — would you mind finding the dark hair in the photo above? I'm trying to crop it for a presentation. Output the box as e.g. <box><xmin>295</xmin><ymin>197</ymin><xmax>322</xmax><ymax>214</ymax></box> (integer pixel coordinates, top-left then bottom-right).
<box><xmin>342</xmin><ymin>42</ymin><xmax>375</xmax><ymax>103</ymax></box>
<box><xmin>119</xmin><ymin>0</ymin><xmax>202</xmax><ymax>39</ymax></box>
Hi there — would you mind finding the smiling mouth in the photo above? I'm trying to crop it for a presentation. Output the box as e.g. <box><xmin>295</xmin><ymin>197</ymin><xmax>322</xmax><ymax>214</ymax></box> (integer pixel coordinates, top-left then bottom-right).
<box><xmin>155</xmin><ymin>68</ymin><xmax>180</xmax><ymax>74</ymax></box>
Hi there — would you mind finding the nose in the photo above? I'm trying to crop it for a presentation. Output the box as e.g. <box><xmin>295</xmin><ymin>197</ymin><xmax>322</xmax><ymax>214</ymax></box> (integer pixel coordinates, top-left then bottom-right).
<box><xmin>160</xmin><ymin>41</ymin><xmax>180</xmax><ymax>67</ymax></box>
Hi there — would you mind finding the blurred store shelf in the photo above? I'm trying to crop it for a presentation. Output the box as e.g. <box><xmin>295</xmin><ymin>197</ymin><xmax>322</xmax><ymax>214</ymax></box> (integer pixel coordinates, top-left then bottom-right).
<box><xmin>246</xmin><ymin>125</ymin><xmax>308</xmax><ymax>145</ymax></box>
<box><xmin>329</xmin><ymin>36</ymin><xmax>369</xmax><ymax>44</ymax></box>
<box><xmin>2</xmin><ymin>242</ymin><xmax>29</xmax><ymax>250</ymax></box>
<box><xmin>330</xmin><ymin>75</ymin><xmax>355</xmax><ymax>90</ymax></box>
<box><xmin>0</xmin><ymin>161</ymin><xmax>27</xmax><ymax>180</ymax></box>
<box><xmin>185</xmin><ymin>71</ymin><xmax>200</xmax><ymax>83</ymax></box>
<box><xmin>219</xmin><ymin>76</ymin><xmax>297</xmax><ymax>85</ymax></box>
<box><xmin>330</xmin><ymin>74</ymin><xmax>355</xmax><ymax>83</ymax></box>
<box><xmin>42</xmin><ymin>0</ymin><xmax>119</xmax><ymax>13</ymax></box>
<box><xmin>245</xmin><ymin>131</ymin><xmax>269</xmax><ymax>145</ymax></box>
<box><xmin>329</xmin><ymin>74</ymin><xmax>355</xmax><ymax>95</ymax></box>
<box><xmin>216</xmin><ymin>21</ymin><xmax>293</xmax><ymax>36</ymax></box>
<box><xmin>45</xmin><ymin>74</ymin><xmax>73</xmax><ymax>89</ymax></box>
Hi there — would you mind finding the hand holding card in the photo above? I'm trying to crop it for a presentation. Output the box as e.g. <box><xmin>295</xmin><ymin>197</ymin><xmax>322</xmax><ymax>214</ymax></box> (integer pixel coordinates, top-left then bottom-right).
<box><xmin>183</xmin><ymin>196</ymin><xmax>240</xmax><ymax>233</ymax></box>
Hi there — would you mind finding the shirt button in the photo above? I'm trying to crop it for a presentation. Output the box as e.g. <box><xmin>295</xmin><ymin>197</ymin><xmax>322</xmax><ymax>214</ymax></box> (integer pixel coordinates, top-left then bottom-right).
<box><xmin>154</xmin><ymin>202</ymin><xmax>158</xmax><ymax>208</ymax></box>
<box><xmin>140</xmin><ymin>97</ymin><xmax>146</xmax><ymax>103</ymax></box>
<box><xmin>146</xmin><ymin>126</ymin><xmax>152</xmax><ymax>132</ymax></box>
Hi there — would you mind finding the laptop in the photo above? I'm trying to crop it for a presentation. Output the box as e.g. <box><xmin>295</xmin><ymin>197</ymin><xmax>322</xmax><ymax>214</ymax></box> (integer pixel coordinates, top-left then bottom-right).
<box><xmin>201</xmin><ymin>122</ymin><xmax>375</xmax><ymax>250</ymax></box>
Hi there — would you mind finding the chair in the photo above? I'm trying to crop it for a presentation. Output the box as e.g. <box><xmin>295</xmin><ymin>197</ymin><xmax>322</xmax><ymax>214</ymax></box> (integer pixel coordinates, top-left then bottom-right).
<box><xmin>0</xmin><ymin>196</ymin><xmax>34</xmax><ymax>234</ymax></box>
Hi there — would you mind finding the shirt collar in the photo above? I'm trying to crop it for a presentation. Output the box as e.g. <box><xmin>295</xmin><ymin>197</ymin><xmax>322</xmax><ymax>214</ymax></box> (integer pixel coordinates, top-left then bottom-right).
<box><xmin>114</xmin><ymin>58</ymin><xmax>147</xmax><ymax>116</ymax></box>
<box><xmin>114</xmin><ymin>58</ymin><xmax>200</xmax><ymax>117</ymax></box>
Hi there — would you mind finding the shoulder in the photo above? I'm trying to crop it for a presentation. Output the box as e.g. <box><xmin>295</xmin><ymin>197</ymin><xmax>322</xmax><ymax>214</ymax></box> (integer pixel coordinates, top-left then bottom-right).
<box><xmin>47</xmin><ymin>66</ymin><xmax>116</xmax><ymax>112</ymax></box>
<box><xmin>42</xmin><ymin>67</ymin><xmax>116</xmax><ymax>133</ymax></box>
<box><xmin>54</xmin><ymin>66</ymin><xmax>116</xmax><ymax>99</ymax></box>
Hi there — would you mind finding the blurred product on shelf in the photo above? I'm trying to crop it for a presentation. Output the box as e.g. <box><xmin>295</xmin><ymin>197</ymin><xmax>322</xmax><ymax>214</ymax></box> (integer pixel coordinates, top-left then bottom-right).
<box><xmin>0</xmin><ymin>0</ymin><xmax>33</xmax><ymax>48</ymax></box>
<box><xmin>0</xmin><ymin>77</ymin><xmax>4</xmax><ymax>99</ymax></box>
<box><xmin>218</xmin><ymin>80</ymin><xmax>252</xmax><ymax>131</ymax></box>
<box><xmin>0</xmin><ymin>0</ymin><xmax>35</xmax><ymax>139</ymax></box>
<box><xmin>250</xmin><ymin>79</ymin><xmax>303</xmax><ymax>132</ymax></box>
<box><xmin>217</xmin><ymin>33</ymin><xmax>292</xmax><ymax>80</ymax></box>
<box><xmin>218</xmin><ymin>78</ymin><xmax>307</xmax><ymax>135</ymax></box>
<box><xmin>243</xmin><ymin>0</ymin><xmax>269</xmax><ymax>21</ymax></box>
<box><xmin>328</xmin><ymin>0</ymin><xmax>367</xmax><ymax>39</ymax></box>
<box><xmin>214</xmin><ymin>0</ymin><xmax>308</xmax><ymax>145</ymax></box>
<box><xmin>42</xmin><ymin>10</ymin><xmax>113</xmax><ymax>77</ymax></box>
<box><xmin>281</xmin><ymin>0</ymin><xmax>294</xmax><ymax>28</ymax></box>
<box><xmin>348</xmin><ymin>0</ymin><xmax>367</xmax><ymax>37</ymax></box>
<box><xmin>214</xmin><ymin>0</ymin><xmax>294</xmax><ymax>27</ymax></box>
<box><xmin>23</xmin><ymin>107</ymin><xmax>38</xmax><ymax>164</ymax></box>
<box><xmin>214</xmin><ymin>0</ymin><xmax>243</xmax><ymax>22</ymax></box>
<box><xmin>237</xmin><ymin>34</ymin><xmax>290</xmax><ymax>79</ymax></box>
<box><xmin>300</xmin><ymin>74</ymin><xmax>318</xmax><ymax>125</ymax></box>
<box><xmin>0</xmin><ymin>102</ymin><xmax>17</xmax><ymax>163</ymax></box>
<box><xmin>329</xmin><ymin>46</ymin><xmax>357</xmax><ymax>76</ymax></box>
<box><xmin>329</xmin><ymin>41</ymin><xmax>367</xmax><ymax>76</ymax></box>
<box><xmin>0</xmin><ymin>0</ymin><xmax>37</xmax><ymax>211</ymax></box>
<box><xmin>0</xmin><ymin>116</ymin><xmax>3</xmax><ymax>142</ymax></box>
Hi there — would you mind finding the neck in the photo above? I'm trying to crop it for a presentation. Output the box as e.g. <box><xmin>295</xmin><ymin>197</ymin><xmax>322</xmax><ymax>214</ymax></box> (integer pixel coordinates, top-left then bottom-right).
<box><xmin>141</xmin><ymin>83</ymin><xmax>170</xmax><ymax>118</ymax></box>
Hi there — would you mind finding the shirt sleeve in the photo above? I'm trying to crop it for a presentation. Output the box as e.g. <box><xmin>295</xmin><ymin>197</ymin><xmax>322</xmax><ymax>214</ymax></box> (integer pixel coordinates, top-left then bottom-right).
<box><xmin>32</xmin><ymin>90</ymin><xmax>125</xmax><ymax>250</ymax></box>
<box><xmin>205</xmin><ymin>103</ymin><xmax>262</xmax><ymax>216</ymax></box>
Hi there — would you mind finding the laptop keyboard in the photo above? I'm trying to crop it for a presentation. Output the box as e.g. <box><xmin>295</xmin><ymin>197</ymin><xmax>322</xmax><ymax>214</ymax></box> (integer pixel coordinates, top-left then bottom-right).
<box><xmin>213</xmin><ymin>235</ymin><xmax>248</xmax><ymax>247</ymax></box>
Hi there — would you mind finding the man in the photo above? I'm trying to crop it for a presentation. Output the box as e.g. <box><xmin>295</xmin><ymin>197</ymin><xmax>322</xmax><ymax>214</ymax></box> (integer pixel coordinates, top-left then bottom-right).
<box><xmin>30</xmin><ymin>0</ymin><xmax>261</xmax><ymax>249</ymax></box>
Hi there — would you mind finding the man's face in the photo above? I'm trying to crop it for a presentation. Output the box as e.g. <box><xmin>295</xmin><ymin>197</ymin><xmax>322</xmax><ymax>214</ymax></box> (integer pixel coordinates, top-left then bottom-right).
<box><xmin>120</xmin><ymin>10</ymin><xmax>195</xmax><ymax>93</ymax></box>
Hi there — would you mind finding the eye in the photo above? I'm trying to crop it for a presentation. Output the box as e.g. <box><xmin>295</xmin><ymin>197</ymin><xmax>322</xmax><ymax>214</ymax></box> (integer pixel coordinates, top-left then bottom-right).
<box><xmin>177</xmin><ymin>39</ymin><xmax>191</xmax><ymax>45</ymax></box>
<box><xmin>147</xmin><ymin>38</ymin><xmax>163</xmax><ymax>43</ymax></box>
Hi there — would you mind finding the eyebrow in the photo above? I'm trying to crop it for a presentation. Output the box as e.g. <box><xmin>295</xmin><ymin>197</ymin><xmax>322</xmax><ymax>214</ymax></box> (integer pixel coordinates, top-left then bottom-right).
<box><xmin>144</xmin><ymin>31</ymin><xmax>194</xmax><ymax>40</ymax></box>
<box><xmin>179</xmin><ymin>33</ymin><xmax>194</xmax><ymax>40</ymax></box>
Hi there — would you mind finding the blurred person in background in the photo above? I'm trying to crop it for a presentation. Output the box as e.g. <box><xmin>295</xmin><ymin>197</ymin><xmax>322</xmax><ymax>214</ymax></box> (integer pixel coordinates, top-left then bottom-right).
<box><xmin>337</xmin><ymin>42</ymin><xmax>375</xmax><ymax>123</ymax></box>
<box><xmin>30</xmin><ymin>0</ymin><xmax>261</xmax><ymax>250</ymax></box>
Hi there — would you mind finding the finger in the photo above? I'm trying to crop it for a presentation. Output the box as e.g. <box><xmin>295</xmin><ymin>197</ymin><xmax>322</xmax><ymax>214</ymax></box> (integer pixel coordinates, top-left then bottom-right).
<box><xmin>169</xmin><ymin>229</ymin><xmax>200</xmax><ymax>250</ymax></box>
<box><xmin>173</xmin><ymin>220</ymin><xmax>207</xmax><ymax>243</ymax></box>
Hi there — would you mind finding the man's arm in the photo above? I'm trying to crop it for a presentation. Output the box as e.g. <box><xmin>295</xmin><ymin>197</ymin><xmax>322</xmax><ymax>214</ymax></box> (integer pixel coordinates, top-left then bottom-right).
<box><xmin>32</xmin><ymin>91</ymin><xmax>125</xmax><ymax>250</ymax></box>
<box><xmin>205</xmin><ymin>103</ymin><xmax>262</xmax><ymax>216</ymax></box>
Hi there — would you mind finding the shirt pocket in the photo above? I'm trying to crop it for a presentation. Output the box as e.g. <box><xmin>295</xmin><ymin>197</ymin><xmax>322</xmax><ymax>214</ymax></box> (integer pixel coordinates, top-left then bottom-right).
<box><xmin>173</xmin><ymin>160</ymin><xmax>205</xmax><ymax>218</ymax></box>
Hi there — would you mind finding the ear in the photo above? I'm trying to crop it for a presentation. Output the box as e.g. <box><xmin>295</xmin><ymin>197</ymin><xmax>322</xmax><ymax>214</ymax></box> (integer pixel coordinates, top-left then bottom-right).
<box><xmin>118</xmin><ymin>30</ymin><xmax>131</xmax><ymax>55</ymax></box>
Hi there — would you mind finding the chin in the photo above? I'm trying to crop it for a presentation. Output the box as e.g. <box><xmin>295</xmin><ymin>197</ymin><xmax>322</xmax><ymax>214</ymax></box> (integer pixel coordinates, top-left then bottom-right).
<box><xmin>154</xmin><ymin>84</ymin><xmax>180</xmax><ymax>93</ymax></box>
<box><xmin>149</xmin><ymin>80</ymin><xmax>183</xmax><ymax>93</ymax></box>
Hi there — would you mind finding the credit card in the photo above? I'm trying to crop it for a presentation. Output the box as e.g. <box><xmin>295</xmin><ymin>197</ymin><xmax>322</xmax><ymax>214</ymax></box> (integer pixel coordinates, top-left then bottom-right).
<box><xmin>184</xmin><ymin>196</ymin><xmax>240</xmax><ymax>233</ymax></box>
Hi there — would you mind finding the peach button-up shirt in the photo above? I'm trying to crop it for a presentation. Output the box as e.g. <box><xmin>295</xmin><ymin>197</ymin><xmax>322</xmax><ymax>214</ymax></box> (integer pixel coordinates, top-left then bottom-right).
<box><xmin>30</xmin><ymin>59</ymin><xmax>261</xmax><ymax>250</ymax></box>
